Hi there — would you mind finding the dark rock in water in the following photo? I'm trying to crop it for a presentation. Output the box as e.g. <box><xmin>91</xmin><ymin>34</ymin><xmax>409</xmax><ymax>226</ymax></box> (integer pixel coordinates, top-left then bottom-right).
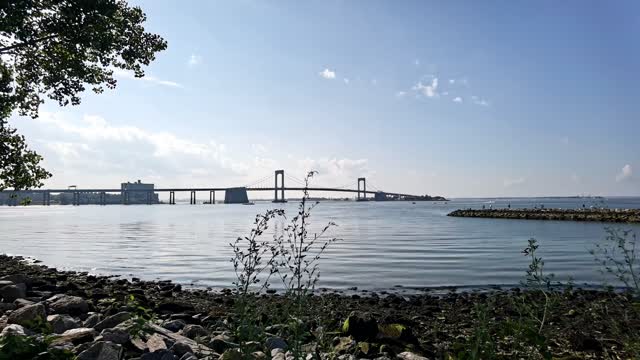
<box><xmin>100</xmin><ymin>328</ymin><xmax>130</xmax><ymax>345</ymax></box>
<box><xmin>94</xmin><ymin>311</ymin><xmax>131</xmax><ymax>331</ymax></box>
<box><xmin>342</xmin><ymin>311</ymin><xmax>378</xmax><ymax>341</ymax></box>
<box><xmin>182</xmin><ymin>324</ymin><xmax>208</xmax><ymax>339</ymax></box>
<box><xmin>77</xmin><ymin>341</ymin><xmax>124</xmax><ymax>360</ymax></box>
<box><xmin>170</xmin><ymin>341</ymin><xmax>194</xmax><ymax>356</ymax></box>
<box><xmin>0</xmin><ymin>283</ymin><xmax>27</xmax><ymax>301</ymax></box>
<box><xmin>51</xmin><ymin>327</ymin><xmax>97</xmax><ymax>345</ymax></box>
<box><xmin>7</xmin><ymin>302</ymin><xmax>46</xmax><ymax>326</ymax></box>
<box><xmin>163</xmin><ymin>319</ymin><xmax>187</xmax><ymax>332</ymax></box>
<box><xmin>47</xmin><ymin>314</ymin><xmax>81</xmax><ymax>334</ymax></box>
<box><xmin>84</xmin><ymin>313</ymin><xmax>103</xmax><ymax>328</ymax></box>
<box><xmin>141</xmin><ymin>349</ymin><xmax>176</xmax><ymax>360</ymax></box>
<box><xmin>49</xmin><ymin>294</ymin><xmax>90</xmax><ymax>315</ymax></box>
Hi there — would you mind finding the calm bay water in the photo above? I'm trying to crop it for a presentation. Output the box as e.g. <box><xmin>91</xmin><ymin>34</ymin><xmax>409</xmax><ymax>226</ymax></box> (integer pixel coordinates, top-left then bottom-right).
<box><xmin>1</xmin><ymin>197</ymin><xmax>639</xmax><ymax>291</ymax></box>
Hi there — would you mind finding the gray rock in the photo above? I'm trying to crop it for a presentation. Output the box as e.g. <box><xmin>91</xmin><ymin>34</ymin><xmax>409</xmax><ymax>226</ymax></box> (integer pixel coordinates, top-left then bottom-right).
<box><xmin>50</xmin><ymin>327</ymin><xmax>97</xmax><ymax>346</ymax></box>
<box><xmin>13</xmin><ymin>298</ymin><xmax>34</xmax><ymax>308</ymax></box>
<box><xmin>0</xmin><ymin>283</ymin><xmax>26</xmax><ymax>302</ymax></box>
<box><xmin>272</xmin><ymin>353</ymin><xmax>286</xmax><ymax>360</ymax></box>
<box><xmin>0</xmin><ymin>280</ymin><xmax>13</xmax><ymax>288</ymax></box>
<box><xmin>84</xmin><ymin>313</ymin><xmax>102</xmax><ymax>328</ymax></box>
<box><xmin>77</xmin><ymin>341</ymin><xmax>124</xmax><ymax>360</ymax></box>
<box><xmin>179</xmin><ymin>353</ymin><xmax>198</xmax><ymax>360</ymax></box>
<box><xmin>171</xmin><ymin>341</ymin><xmax>193</xmax><ymax>356</ymax></box>
<box><xmin>94</xmin><ymin>312</ymin><xmax>131</xmax><ymax>331</ymax></box>
<box><xmin>0</xmin><ymin>324</ymin><xmax>26</xmax><ymax>337</ymax></box>
<box><xmin>181</xmin><ymin>324</ymin><xmax>207</xmax><ymax>339</ymax></box>
<box><xmin>141</xmin><ymin>349</ymin><xmax>176</xmax><ymax>360</ymax></box>
<box><xmin>396</xmin><ymin>352</ymin><xmax>428</xmax><ymax>360</ymax></box>
<box><xmin>147</xmin><ymin>333</ymin><xmax>168</xmax><ymax>352</ymax></box>
<box><xmin>49</xmin><ymin>295</ymin><xmax>89</xmax><ymax>315</ymax></box>
<box><xmin>209</xmin><ymin>334</ymin><xmax>237</xmax><ymax>353</ymax></box>
<box><xmin>163</xmin><ymin>319</ymin><xmax>187</xmax><ymax>332</ymax></box>
<box><xmin>0</xmin><ymin>274</ymin><xmax>28</xmax><ymax>285</ymax></box>
<box><xmin>271</xmin><ymin>348</ymin><xmax>285</xmax><ymax>357</ymax></box>
<box><xmin>252</xmin><ymin>351</ymin><xmax>267</xmax><ymax>360</ymax></box>
<box><xmin>0</xmin><ymin>303</ymin><xmax>16</xmax><ymax>313</ymax></box>
<box><xmin>266</xmin><ymin>336</ymin><xmax>288</xmax><ymax>351</ymax></box>
<box><xmin>7</xmin><ymin>302</ymin><xmax>46</xmax><ymax>326</ymax></box>
<box><xmin>101</xmin><ymin>328</ymin><xmax>130</xmax><ymax>345</ymax></box>
<box><xmin>47</xmin><ymin>314</ymin><xmax>81</xmax><ymax>334</ymax></box>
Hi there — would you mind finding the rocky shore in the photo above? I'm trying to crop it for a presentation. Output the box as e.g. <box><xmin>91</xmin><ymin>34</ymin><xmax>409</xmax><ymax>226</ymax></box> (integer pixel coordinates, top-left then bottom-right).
<box><xmin>447</xmin><ymin>208</ymin><xmax>640</xmax><ymax>223</ymax></box>
<box><xmin>1</xmin><ymin>254</ymin><xmax>639</xmax><ymax>359</ymax></box>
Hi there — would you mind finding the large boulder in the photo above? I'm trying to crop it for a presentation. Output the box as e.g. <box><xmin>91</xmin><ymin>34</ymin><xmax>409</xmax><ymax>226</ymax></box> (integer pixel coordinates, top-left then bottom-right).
<box><xmin>77</xmin><ymin>341</ymin><xmax>124</xmax><ymax>360</ymax></box>
<box><xmin>0</xmin><ymin>324</ymin><xmax>25</xmax><ymax>337</ymax></box>
<box><xmin>49</xmin><ymin>295</ymin><xmax>89</xmax><ymax>315</ymax></box>
<box><xmin>341</xmin><ymin>312</ymin><xmax>378</xmax><ymax>341</ymax></box>
<box><xmin>0</xmin><ymin>283</ymin><xmax>27</xmax><ymax>302</ymax></box>
<box><xmin>84</xmin><ymin>313</ymin><xmax>102</xmax><ymax>328</ymax></box>
<box><xmin>47</xmin><ymin>314</ymin><xmax>81</xmax><ymax>334</ymax></box>
<box><xmin>147</xmin><ymin>333</ymin><xmax>168</xmax><ymax>352</ymax></box>
<box><xmin>94</xmin><ymin>312</ymin><xmax>131</xmax><ymax>331</ymax></box>
<box><xmin>7</xmin><ymin>302</ymin><xmax>46</xmax><ymax>326</ymax></box>
<box><xmin>171</xmin><ymin>341</ymin><xmax>194</xmax><ymax>357</ymax></box>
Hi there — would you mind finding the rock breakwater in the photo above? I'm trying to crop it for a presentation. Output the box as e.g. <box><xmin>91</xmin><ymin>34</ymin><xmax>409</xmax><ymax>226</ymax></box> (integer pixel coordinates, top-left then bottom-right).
<box><xmin>448</xmin><ymin>208</ymin><xmax>640</xmax><ymax>223</ymax></box>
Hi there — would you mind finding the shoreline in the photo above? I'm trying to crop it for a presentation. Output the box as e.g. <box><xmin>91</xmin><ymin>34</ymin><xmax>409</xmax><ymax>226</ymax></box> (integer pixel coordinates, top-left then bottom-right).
<box><xmin>1</xmin><ymin>254</ymin><xmax>639</xmax><ymax>359</ymax></box>
<box><xmin>448</xmin><ymin>208</ymin><xmax>640</xmax><ymax>223</ymax></box>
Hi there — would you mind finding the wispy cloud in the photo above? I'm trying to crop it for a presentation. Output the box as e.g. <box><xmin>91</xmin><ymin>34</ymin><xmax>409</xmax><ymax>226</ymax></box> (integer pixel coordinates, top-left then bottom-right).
<box><xmin>471</xmin><ymin>95</ymin><xmax>489</xmax><ymax>107</ymax></box>
<box><xmin>319</xmin><ymin>68</ymin><xmax>336</xmax><ymax>79</ymax></box>
<box><xmin>396</xmin><ymin>91</ymin><xmax>406</xmax><ymax>98</ymax></box>
<box><xmin>453</xmin><ymin>96</ymin><xmax>462</xmax><ymax>103</ymax></box>
<box><xmin>504</xmin><ymin>177</ymin><xmax>526</xmax><ymax>187</ymax></box>
<box><xmin>412</xmin><ymin>77</ymin><xmax>439</xmax><ymax>98</ymax></box>
<box><xmin>188</xmin><ymin>54</ymin><xmax>202</xmax><ymax>66</ymax></box>
<box><xmin>112</xmin><ymin>68</ymin><xmax>183</xmax><ymax>88</ymax></box>
<box><xmin>343</xmin><ymin>78</ymin><xmax>350</xmax><ymax>84</ymax></box>
<box><xmin>616</xmin><ymin>164</ymin><xmax>633</xmax><ymax>182</ymax></box>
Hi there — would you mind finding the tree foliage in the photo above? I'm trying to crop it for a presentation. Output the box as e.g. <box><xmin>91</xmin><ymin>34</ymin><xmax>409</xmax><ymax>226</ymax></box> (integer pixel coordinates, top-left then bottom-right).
<box><xmin>0</xmin><ymin>0</ymin><xmax>167</xmax><ymax>190</ymax></box>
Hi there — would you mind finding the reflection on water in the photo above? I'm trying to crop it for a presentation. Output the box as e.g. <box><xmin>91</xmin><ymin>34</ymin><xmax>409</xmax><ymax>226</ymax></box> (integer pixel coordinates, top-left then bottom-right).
<box><xmin>1</xmin><ymin>197</ymin><xmax>639</xmax><ymax>291</ymax></box>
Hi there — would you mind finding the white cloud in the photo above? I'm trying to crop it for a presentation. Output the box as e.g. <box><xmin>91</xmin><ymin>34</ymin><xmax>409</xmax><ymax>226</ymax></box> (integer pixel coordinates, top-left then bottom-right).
<box><xmin>188</xmin><ymin>54</ymin><xmax>202</xmax><ymax>66</ymax></box>
<box><xmin>296</xmin><ymin>158</ymin><xmax>370</xmax><ymax>184</ymax></box>
<box><xmin>471</xmin><ymin>95</ymin><xmax>490</xmax><ymax>107</ymax></box>
<box><xmin>319</xmin><ymin>68</ymin><xmax>336</xmax><ymax>79</ymax></box>
<box><xmin>503</xmin><ymin>177</ymin><xmax>526</xmax><ymax>187</ymax></box>
<box><xmin>616</xmin><ymin>164</ymin><xmax>633</xmax><ymax>182</ymax></box>
<box><xmin>449</xmin><ymin>79</ymin><xmax>455</xmax><ymax>84</ymax></box>
<box><xmin>371</xmin><ymin>79</ymin><xmax>377</xmax><ymax>86</ymax></box>
<box><xmin>396</xmin><ymin>91</ymin><xmax>406</xmax><ymax>98</ymax></box>
<box><xmin>453</xmin><ymin>96</ymin><xmax>462</xmax><ymax>103</ymax></box>
<box><xmin>412</xmin><ymin>77</ymin><xmax>439</xmax><ymax>98</ymax></box>
<box><xmin>343</xmin><ymin>78</ymin><xmax>350</xmax><ymax>84</ymax></box>
<box><xmin>112</xmin><ymin>68</ymin><xmax>183</xmax><ymax>88</ymax></box>
<box><xmin>414</xmin><ymin>59</ymin><xmax>420</xmax><ymax>66</ymax></box>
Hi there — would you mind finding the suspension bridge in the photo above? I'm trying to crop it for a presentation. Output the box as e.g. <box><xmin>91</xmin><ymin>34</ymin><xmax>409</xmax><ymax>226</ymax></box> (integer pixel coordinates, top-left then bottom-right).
<box><xmin>1</xmin><ymin>170</ymin><xmax>426</xmax><ymax>205</ymax></box>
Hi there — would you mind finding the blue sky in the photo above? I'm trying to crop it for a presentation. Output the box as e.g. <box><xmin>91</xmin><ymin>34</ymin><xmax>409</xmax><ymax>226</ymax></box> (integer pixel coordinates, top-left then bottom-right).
<box><xmin>10</xmin><ymin>0</ymin><xmax>640</xmax><ymax>197</ymax></box>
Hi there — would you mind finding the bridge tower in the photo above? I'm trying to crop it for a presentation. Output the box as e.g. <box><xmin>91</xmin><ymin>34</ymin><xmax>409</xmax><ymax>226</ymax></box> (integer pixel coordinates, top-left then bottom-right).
<box><xmin>274</xmin><ymin>170</ymin><xmax>286</xmax><ymax>203</ymax></box>
<box><xmin>357</xmin><ymin>177</ymin><xmax>366</xmax><ymax>201</ymax></box>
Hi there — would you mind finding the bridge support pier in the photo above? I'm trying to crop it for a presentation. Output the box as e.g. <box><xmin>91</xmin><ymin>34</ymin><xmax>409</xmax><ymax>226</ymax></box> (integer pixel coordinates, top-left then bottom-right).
<box><xmin>225</xmin><ymin>187</ymin><xmax>249</xmax><ymax>204</ymax></box>
<box><xmin>99</xmin><ymin>192</ymin><xmax>106</xmax><ymax>205</ymax></box>
<box><xmin>122</xmin><ymin>191</ymin><xmax>129</xmax><ymax>205</ymax></box>
<box><xmin>209</xmin><ymin>191</ymin><xmax>215</xmax><ymax>204</ymax></box>
<box><xmin>273</xmin><ymin>169</ymin><xmax>286</xmax><ymax>203</ymax></box>
<box><xmin>43</xmin><ymin>192</ymin><xmax>50</xmax><ymax>206</ymax></box>
<box><xmin>190</xmin><ymin>191</ymin><xmax>196</xmax><ymax>205</ymax></box>
<box><xmin>146</xmin><ymin>191</ymin><xmax>152</xmax><ymax>205</ymax></box>
<box><xmin>357</xmin><ymin>177</ymin><xmax>366</xmax><ymax>201</ymax></box>
<box><xmin>73</xmin><ymin>192</ymin><xmax>80</xmax><ymax>206</ymax></box>
<box><xmin>169</xmin><ymin>191</ymin><xmax>175</xmax><ymax>205</ymax></box>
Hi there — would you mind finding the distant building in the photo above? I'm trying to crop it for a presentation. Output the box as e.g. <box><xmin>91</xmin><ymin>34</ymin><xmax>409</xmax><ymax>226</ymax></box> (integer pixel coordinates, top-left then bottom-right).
<box><xmin>121</xmin><ymin>180</ymin><xmax>159</xmax><ymax>204</ymax></box>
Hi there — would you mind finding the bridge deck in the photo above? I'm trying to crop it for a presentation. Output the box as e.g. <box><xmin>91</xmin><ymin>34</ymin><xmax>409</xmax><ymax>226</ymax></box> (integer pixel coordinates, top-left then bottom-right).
<box><xmin>1</xmin><ymin>187</ymin><xmax>417</xmax><ymax>198</ymax></box>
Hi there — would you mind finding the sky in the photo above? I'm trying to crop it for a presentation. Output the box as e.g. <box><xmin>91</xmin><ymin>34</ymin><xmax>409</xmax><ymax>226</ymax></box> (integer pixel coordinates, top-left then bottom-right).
<box><xmin>9</xmin><ymin>0</ymin><xmax>640</xmax><ymax>198</ymax></box>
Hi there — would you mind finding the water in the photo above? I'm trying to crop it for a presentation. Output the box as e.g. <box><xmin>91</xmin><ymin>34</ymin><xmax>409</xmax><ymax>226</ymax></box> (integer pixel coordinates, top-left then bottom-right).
<box><xmin>1</xmin><ymin>197</ymin><xmax>639</xmax><ymax>292</ymax></box>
